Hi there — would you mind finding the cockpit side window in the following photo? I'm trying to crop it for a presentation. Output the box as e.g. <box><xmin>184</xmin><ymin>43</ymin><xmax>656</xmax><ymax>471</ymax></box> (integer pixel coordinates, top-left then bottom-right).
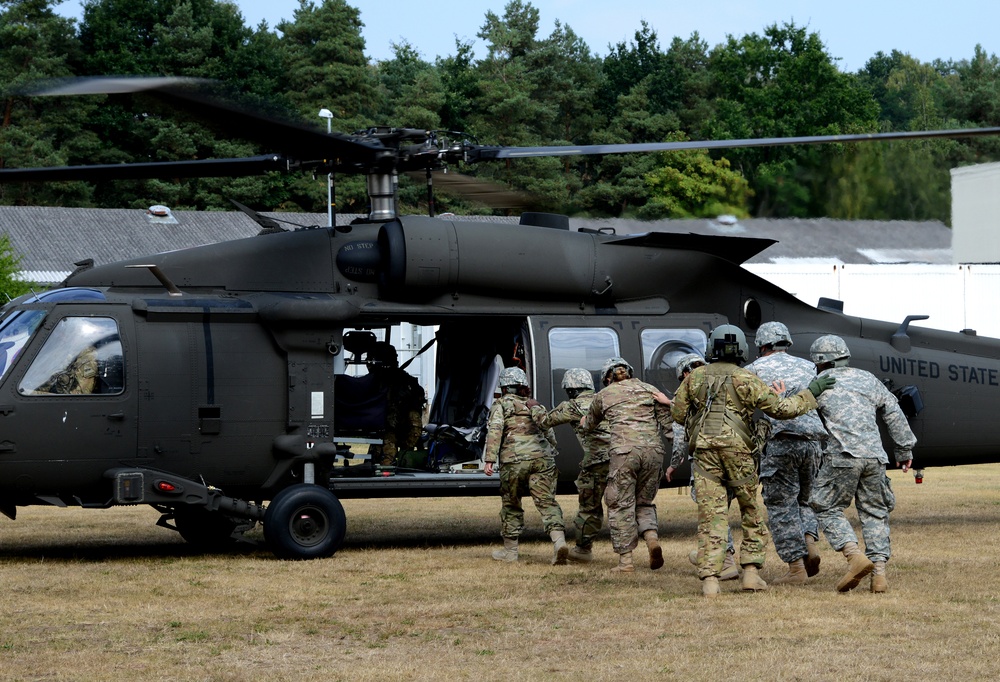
<box><xmin>0</xmin><ymin>310</ymin><xmax>46</xmax><ymax>382</ymax></box>
<box><xmin>18</xmin><ymin>317</ymin><xmax>124</xmax><ymax>396</ymax></box>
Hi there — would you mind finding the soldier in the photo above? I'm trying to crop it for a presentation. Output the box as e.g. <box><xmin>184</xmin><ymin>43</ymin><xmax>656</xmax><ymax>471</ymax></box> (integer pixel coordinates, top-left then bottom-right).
<box><xmin>39</xmin><ymin>345</ymin><xmax>99</xmax><ymax>395</ymax></box>
<box><xmin>666</xmin><ymin>353</ymin><xmax>740</xmax><ymax>582</ymax></box>
<box><xmin>744</xmin><ymin>321</ymin><xmax>828</xmax><ymax>586</ymax></box>
<box><xmin>671</xmin><ymin>325</ymin><xmax>834</xmax><ymax>598</ymax></box>
<box><xmin>807</xmin><ymin>335</ymin><xmax>915</xmax><ymax>593</ymax></box>
<box><xmin>483</xmin><ymin>366</ymin><xmax>569</xmax><ymax>565</ymax></box>
<box><xmin>581</xmin><ymin>357</ymin><xmax>672</xmax><ymax>574</ymax></box>
<box><xmin>365</xmin><ymin>342</ymin><xmax>426</xmax><ymax>467</ymax></box>
<box><xmin>540</xmin><ymin>368</ymin><xmax>611</xmax><ymax>562</ymax></box>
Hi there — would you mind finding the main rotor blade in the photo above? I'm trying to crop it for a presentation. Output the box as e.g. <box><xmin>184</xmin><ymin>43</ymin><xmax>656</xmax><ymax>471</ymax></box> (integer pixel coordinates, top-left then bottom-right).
<box><xmin>0</xmin><ymin>155</ymin><xmax>289</xmax><ymax>183</ymax></box>
<box><xmin>481</xmin><ymin>127</ymin><xmax>1000</xmax><ymax>160</ymax></box>
<box><xmin>30</xmin><ymin>77</ymin><xmax>389</xmax><ymax>167</ymax></box>
<box><xmin>406</xmin><ymin>171</ymin><xmax>536</xmax><ymax>210</ymax></box>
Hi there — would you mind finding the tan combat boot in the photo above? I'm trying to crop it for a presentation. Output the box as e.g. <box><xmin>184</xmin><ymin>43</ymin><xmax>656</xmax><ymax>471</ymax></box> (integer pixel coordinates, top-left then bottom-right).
<box><xmin>610</xmin><ymin>551</ymin><xmax>635</xmax><ymax>573</ymax></box>
<box><xmin>804</xmin><ymin>533</ymin><xmax>821</xmax><ymax>577</ymax></box>
<box><xmin>771</xmin><ymin>558</ymin><xmax>808</xmax><ymax>586</ymax></box>
<box><xmin>741</xmin><ymin>565</ymin><xmax>768</xmax><ymax>591</ymax></box>
<box><xmin>568</xmin><ymin>544</ymin><xmax>594</xmax><ymax>562</ymax></box>
<box><xmin>720</xmin><ymin>550</ymin><xmax>740</xmax><ymax>581</ymax></box>
<box><xmin>688</xmin><ymin>549</ymin><xmax>699</xmax><ymax>566</ymax></box>
<box><xmin>550</xmin><ymin>530</ymin><xmax>569</xmax><ymax>565</ymax></box>
<box><xmin>491</xmin><ymin>537</ymin><xmax>519</xmax><ymax>562</ymax></box>
<box><xmin>702</xmin><ymin>576</ymin><xmax>721</xmax><ymax>598</ymax></box>
<box><xmin>643</xmin><ymin>530</ymin><xmax>664</xmax><ymax>570</ymax></box>
<box><xmin>870</xmin><ymin>560</ymin><xmax>888</xmax><ymax>593</ymax></box>
<box><xmin>835</xmin><ymin>541</ymin><xmax>874</xmax><ymax>592</ymax></box>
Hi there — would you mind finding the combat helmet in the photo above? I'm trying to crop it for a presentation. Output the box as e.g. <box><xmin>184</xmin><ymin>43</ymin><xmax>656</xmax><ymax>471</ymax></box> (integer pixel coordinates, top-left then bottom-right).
<box><xmin>561</xmin><ymin>368</ymin><xmax>595</xmax><ymax>391</ymax></box>
<box><xmin>601</xmin><ymin>357</ymin><xmax>633</xmax><ymax>383</ymax></box>
<box><xmin>810</xmin><ymin>335</ymin><xmax>851</xmax><ymax>367</ymax></box>
<box><xmin>754</xmin><ymin>321</ymin><xmax>793</xmax><ymax>349</ymax></box>
<box><xmin>366</xmin><ymin>341</ymin><xmax>398</xmax><ymax>368</ymax></box>
<box><xmin>708</xmin><ymin>324</ymin><xmax>748</xmax><ymax>364</ymax></box>
<box><xmin>674</xmin><ymin>353</ymin><xmax>706</xmax><ymax>381</ymax></box>
<box><xmin>498</xmin><ymin>366</ymin><xmax>529</xmax><ymax>388</ymax></box>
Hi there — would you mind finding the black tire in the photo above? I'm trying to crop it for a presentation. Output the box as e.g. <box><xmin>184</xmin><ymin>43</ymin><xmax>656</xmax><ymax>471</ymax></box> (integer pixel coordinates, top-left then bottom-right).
<box><xmin>263</xmin><ymin>484</ymin><xmax>347</xmax><ymax>560</ymax></box>
<box><xmin>174</xmin><ymin>506</ymin><xmax>241</xmax><ymax>550</ymax></box>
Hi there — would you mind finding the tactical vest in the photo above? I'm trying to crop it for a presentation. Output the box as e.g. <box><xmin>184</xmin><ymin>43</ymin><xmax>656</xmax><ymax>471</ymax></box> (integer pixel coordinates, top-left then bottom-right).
<box><xmin>685</xmin><ymin>363</ymin><xmax>754</xmax><ymax>453</ymax></box>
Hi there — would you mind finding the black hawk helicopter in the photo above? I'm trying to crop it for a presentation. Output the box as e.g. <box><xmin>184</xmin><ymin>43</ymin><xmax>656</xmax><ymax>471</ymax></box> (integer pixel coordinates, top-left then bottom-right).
<box><xmin>1</xmin><ymin>77</ymin><xmax>999</xmax><ymax>559</ymax></box>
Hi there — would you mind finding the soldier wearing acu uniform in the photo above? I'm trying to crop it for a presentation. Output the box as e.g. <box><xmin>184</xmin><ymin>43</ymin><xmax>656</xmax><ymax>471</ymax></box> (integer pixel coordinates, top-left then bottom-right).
<box><xmin>581</xmin><ymin>357</ymin><xmax>672</xmax><ymax>574</ymax></box>
<box><xmin>483</xmin><ymin>366</ymin><xmax>569</xmax><ymax>565</ymax></box>
<box><xmin>671</xmin><ymin>325</ymin><xmax>834</xmax><ymax>598</ymax></box>
<box><xmin>540</xmin><ymin>368</ymin><xmax>611</xmax><ymax>563</ymax></box>
<box><xmin>744</xmin><ymin>321</ymin><xmax>828</xmax><ymax>586</ymax></box>
<box><xmin>666</xmin><ymin>353</ymin><xmax>740</xmax><ymax>582</ymax></box>
<box><xmin>807</xmin><ymin>335</ymin><xmax>915</xmax><ymax>593</ymax></box>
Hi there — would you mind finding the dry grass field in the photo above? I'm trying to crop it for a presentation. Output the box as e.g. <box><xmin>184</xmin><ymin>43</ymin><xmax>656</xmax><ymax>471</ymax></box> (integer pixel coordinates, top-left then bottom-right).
<box><xmin>2</xmin><ymin>463</ymin><xmax>999</xmax><ymax>681</ymax></box>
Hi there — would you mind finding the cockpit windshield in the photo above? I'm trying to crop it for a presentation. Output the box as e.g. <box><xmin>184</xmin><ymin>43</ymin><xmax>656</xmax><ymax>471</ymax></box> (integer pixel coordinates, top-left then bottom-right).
<box><xmin>0</xmin><ymin>310</ymin><xmax>46</xmax><ymax>381</ymax></box>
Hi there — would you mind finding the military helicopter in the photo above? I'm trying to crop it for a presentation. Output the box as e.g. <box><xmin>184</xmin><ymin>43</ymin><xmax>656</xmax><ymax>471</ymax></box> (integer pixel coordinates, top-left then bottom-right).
<box><xmin>1</xmin><ymin>77</ymin><xmax>999</xmax><ymax>560</ymax></box>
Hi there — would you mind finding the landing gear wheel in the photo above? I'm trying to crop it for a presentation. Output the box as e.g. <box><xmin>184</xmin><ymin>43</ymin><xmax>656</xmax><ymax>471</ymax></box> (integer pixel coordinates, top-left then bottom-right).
<box><xmin>173</xmin><ymin>506</ymin><xmax>241</xmax><ymax>550</ymax></box>
<box><xmin>264</xmin><ymin>484</ymin><xmax>346</xmax><ymax>560</ymax></box>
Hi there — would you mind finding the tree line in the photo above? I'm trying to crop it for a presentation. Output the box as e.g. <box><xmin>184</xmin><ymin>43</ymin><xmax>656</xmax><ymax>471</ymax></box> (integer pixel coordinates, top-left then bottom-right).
<box><xmin>2</xmin><ymin>0</ymin><xmax>1000</xmax><ymax>223</ymax></box>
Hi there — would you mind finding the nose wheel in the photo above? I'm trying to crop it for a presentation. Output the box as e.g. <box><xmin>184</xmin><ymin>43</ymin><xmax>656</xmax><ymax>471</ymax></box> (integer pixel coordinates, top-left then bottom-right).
<box><xmin>264</xmin><ymin>484</ymin><xmax>346</xmax><ymax>559</ymax></box>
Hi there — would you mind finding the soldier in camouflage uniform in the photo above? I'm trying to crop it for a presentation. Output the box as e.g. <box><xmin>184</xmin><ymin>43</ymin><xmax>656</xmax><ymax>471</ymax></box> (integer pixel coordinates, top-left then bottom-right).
<box><xmin>39</xmin><ymin>345</ymin><xmax>99</xmax><ymax>395</ymax></box>
<box><xmin>582</xmin><ymin>357</ymin><xmax>672</xmax><ymax>573</ymax></box>
<box><xmin>540</xmin><ymin>368</ymin><xmax>611</xmax><ymax>562</ymax></box>
<box><xmin>745</xmin><ymin>321</ymin><xmax>828</xmax><ymax>586</ymax></box>
<box><xmin>483</xmin><ymin>366</ymin><xmax>569</xmax><ymax>565</ymax></box>
<box><xmin>666</xmin><ymin>353</ymin><xmax>740</xmax><ymax>582</ymax></box>
<box><xmin>671</xmin><ymin>325</ymin><xmax>834</xmax><ymax>597</ymax></box>
<box><xmin>365</xmin><ymin>342</ymin><xmax>426</xmax><ymax>467</ymax></box>
<box><xmin>807</xmin><ymin>335</ymin><xmax>915</xmax><ymax>593</ymax></box>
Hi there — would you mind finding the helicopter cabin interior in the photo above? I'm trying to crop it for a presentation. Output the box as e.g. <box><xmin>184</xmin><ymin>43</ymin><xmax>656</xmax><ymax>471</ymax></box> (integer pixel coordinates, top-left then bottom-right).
<box><xmin>328</xmin><ymin>313</ymin><xmax>725</xmax><ymax>496</ymax></box>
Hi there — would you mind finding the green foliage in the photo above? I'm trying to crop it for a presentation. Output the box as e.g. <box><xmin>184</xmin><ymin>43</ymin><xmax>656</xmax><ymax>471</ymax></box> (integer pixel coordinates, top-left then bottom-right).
<box><xmin>1</xmin><ymin>0</ymin><xmax>1000</xmax><ymax>222</ymax></box>
<box><xmin>643</xmin><ymin>137</ymin><xmax>752</xmax><ymax>219</ymax></box>
<box><xmin>705</xmin><ymin>22</ymin><xmax>880</xmax><ymax>216</ymax></box>
<box><xmin>0</xmin><ymin>233</ymin><xmax>33</xmax><ymax>300</ymax></box>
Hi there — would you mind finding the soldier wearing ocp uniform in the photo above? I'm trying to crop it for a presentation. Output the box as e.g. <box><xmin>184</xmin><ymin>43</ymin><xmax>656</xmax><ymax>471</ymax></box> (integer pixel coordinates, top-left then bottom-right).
<box><xmin>807</xmin><ymin>335</ymin><xmax>915</xmax><ymax>593</ymax></box>
<box><xmin>483</xmin><ymin>366</ymin><xmax>568</xmax><ymax>565</ymax></box>
<box><xmin>667</xmin><ymin>353</ymin><xmax>740</xmax><ymax>582</ymax></box>
<box><xmin>744</xmin><ymin>321</ymin><xmax>828</xmax><ymax>586</ymax></box>
<box><xmin>365</xmin><ymin>342</ymin><xmax>425</xmax><ymax>467</ymax></box>
<box><xmin>540</xmin><ymin>368</ymin><xmax>611</xmax><ymax>562</ymax></box>
<box><xmin>582</xmin><ymin>357</ymin><xmax>672</xmax><ymax>573</ymax></box>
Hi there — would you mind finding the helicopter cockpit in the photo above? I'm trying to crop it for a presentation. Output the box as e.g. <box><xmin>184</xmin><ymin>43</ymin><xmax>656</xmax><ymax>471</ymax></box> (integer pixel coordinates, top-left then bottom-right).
<box><xmin>17</xmin><ymin>316</ymin><xmax>124</xmax><ymax>396</ymax></box>
<box><xmin>0</xmin><ymin>289</ymin><xmax>125</xmax><ymax>396</ymax></box>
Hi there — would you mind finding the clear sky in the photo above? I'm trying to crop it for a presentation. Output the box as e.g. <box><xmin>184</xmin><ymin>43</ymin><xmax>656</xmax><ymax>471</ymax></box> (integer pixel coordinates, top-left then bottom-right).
<box><xmin>53</xmin><ymin>0</ymin><xmax>999</xmax><ymax>73</ymax></box>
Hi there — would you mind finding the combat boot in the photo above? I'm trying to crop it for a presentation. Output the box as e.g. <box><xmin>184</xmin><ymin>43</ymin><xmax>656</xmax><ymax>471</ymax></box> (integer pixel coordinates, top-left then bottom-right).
<box><xmin>771</xmin><ymin>558</ymin><xmax>807</xmax><ymax>586</ymax></box>
<box><xmin>568</xmin><ymin>544</ymin><xmax>594</xmax><ymax>563</ymax></box>
<box><xmin>688</xmin><ymin>549</ymin><xmax>699</xmax><ymax>566</ymax></box>
<box><xmin>741</xmin><ymin>565</ymin><xmax>768</xmax><ymax>592</ymax></box>
<box><xmin>835</xmin><ymin>541</ymin><xmax>874</xmax><ymax>592</ymax></box>
<box><xmin>870</xmin><ymin>560</ymin><xmax>888</xmax><ymax>593</ymax></box>
<box><xmin>610</xmin><ymin>551</ymin><xmax>635</xmax><ymax>573</ymax></box>
<box><xmin>804</xmin><ymin>533</ymin><xmax>821</xmax><ymax>577</ymax></box>
<box><xmin>720</xmin><ymin>550</ymin><xmax>740</xmax><ymax>581</ymax></box>
<box><xmin>702</xmin><ymin>576</ymin><xmax>721</xmax><ymax>598</ymax></box>
<box><xmin>550</xmin><ymin>530</ymin><xmax>569</xmax><ymax>565</ymax></box>
<box><xmin>491</xmin><ymin>537</ymin><xmax>519</xmax><ymax>562</ymax></box>
<box><xmin>643</xmin><ymin>530</ymin><xmax>664</xmax><ymax>570</ymax></box>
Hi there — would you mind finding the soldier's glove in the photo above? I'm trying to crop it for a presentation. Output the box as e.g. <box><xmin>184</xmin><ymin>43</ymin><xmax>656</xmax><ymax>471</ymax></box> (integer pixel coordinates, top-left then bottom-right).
<box><xmin>808</xmin><ymin>375</ymin><xmax>836</xmax><ymax>397</ymax></box>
